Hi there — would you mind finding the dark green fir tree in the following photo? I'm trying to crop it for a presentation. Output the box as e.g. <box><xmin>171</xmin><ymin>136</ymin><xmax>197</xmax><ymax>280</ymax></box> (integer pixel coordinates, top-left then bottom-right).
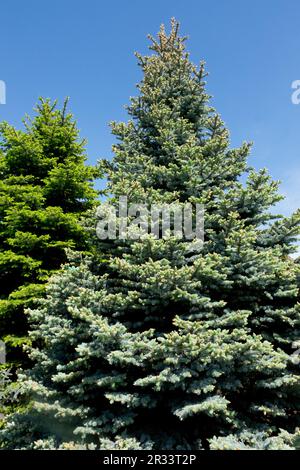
<box><xmin>1</xmin><ymin>21</ymin><xmax>299</xmax><ymax>449</ymax></box>
<box><xmin>0</xmin><ymin>98</ymin><xmax>99</xmax><ymax>373</ymax></box>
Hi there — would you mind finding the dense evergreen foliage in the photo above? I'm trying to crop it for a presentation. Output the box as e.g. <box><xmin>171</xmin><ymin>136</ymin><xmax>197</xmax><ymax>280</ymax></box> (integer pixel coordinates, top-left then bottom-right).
<box><xmin>1</xmin><ymin>21</ymin><xmax>299</xmax><ymax>449</ymax></box>
<box><xmin>0</xmin><ymin>99</ymin><xmax>99</xmax><ymax>372</ymax></box>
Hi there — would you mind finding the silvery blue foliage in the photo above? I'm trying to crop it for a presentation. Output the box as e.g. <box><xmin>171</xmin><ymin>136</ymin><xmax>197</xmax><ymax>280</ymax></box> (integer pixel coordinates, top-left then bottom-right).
<box><xmin>1</xmin><ymin>20</ymin><xmax>299</xmax><ymax>450</ymax></box>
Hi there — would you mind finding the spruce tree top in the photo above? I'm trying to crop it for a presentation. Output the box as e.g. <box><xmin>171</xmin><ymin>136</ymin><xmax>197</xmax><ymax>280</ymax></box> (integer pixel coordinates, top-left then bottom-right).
<box><xmin>107</xmin><ymin>18</ymin><xmax>250</xmax><ymax>206</ymax></box>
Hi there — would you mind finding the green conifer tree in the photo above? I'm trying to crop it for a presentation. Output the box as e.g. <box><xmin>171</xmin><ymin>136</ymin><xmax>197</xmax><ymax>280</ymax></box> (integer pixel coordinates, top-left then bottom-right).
<box><xmin>0</xmin><ymin>98</ymin><xmax>99</xmax><ymax>372</ymax></box>
<box><xmin>1</xmin><ymin>21</ymin><xmax>299</xmax><ymax>450</ymax></box>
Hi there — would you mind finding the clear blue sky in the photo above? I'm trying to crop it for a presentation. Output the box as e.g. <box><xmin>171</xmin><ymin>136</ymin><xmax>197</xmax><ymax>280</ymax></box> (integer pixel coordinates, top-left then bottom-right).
<box><xmin>1</xmin><ymin>0</ymin><xmax>300</xmax><ymax>215</ymax></box>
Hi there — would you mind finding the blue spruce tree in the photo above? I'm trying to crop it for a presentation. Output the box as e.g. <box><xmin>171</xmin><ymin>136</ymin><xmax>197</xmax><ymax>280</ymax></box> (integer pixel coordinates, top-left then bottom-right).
<box><xmin>1</xmin><ymin>20</ymin><xmax>299</xmax><ymax>450</ymax></box>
